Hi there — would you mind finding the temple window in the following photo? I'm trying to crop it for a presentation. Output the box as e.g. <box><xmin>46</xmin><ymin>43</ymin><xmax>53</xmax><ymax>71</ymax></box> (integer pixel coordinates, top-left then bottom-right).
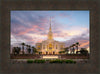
<box><xmin>49</xmin><ymin>43</ymin><xmax>52</xmax><ymax>49</ymax></box>
<box><xmin>43</xmin><ymin>45</ymin><xmax>45</xmax><ymax>49</ymax></box>
<box><xmin>61</xmin><ymin>45</ymin><xmax>63</xmax><ymax>48</ymax></box>
<box><xmin>56</xmin><ymin>45</ymin><xmax>57</xmax><ymax>49</ymax></box>
<box><xmin>37</xmin><ymin>45</ymin><xmax>40</xmax><ymax>49</ymax></box>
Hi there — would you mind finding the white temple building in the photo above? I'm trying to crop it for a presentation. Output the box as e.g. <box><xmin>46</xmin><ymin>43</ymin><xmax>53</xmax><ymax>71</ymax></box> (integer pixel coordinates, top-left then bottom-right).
<box><xmin>35</xmin><ymin>18</ymin><xmax>65</xmax><ymax>54</ymax></box>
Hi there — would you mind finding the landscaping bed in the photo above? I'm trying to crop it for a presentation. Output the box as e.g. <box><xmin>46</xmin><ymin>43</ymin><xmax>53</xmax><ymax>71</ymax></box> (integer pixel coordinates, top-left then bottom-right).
<box><xmin>11</xmin><ymin>59</ymin><xmax>79</xmax><ymax>64</ymax></box>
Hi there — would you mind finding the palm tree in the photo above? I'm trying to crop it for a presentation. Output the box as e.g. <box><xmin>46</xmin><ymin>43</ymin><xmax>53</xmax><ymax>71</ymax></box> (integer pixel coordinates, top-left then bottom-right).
<box><xmin>32</xmin><ymin>46</ymin><xmax>37</xmax><ymax>54</ymax></box>
<box><xmin>16</xmin><ymin>47</ymin><xmax>21</xmax><ymax>54</ymax></box>
<box><xmin>21</xmin><ymin>42</ymin><xmax>25</xmax><ymax>54</ymax></box>
<box><xmin>80</xmin><ymin>48</ymin><xmax>88</xmax><ymax>55</ymax></box>
<box><xmin>26</xmin><ymin>44</ymin><xmax>29</xmax><ymax>54</ymax></box>
<box><xmin>64</xmin><ymin>47</ymin><xmax>69</xmax><ymax>54</ymax></box>
<box><xmin>75</xmin><ymin>42</ymin><xmax>80</xmax><ymax>53</ymax></box>
<box><xmin>28</xmin><ymin>45</ymin><xmax>31</xmax><ymax>54</ymax></box>
<box><xmin>72</xmin><ymin>44</ymin><xmax>75</xmax><ymax>54</ymax></box>
<box><xmin>12</xmin><ymin>47</ymin><xmax>16</xmax><ymax>55</ymax></box>
<box><xmin>12</xmin><ymin>47</ymin><xmax>21</xmax><ymax>55</ymax></box>
<box><xmin>69</xmin><ymin>46</ymin><xmax>72</xmax><ymax>54</ymax></box>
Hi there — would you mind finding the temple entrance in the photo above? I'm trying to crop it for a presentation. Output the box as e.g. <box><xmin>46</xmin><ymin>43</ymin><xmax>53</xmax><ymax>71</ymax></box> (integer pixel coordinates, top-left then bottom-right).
<box><xmin>49</xmin><ymin>43</ymin><xmax>52</xmax><ymax>50</ymax></box>
<box><xmin>47</xmin><ymin>50</ymin><xmax>52</xmax><ymax>54</ymax></box>
<box><xmin>46</xmin><ymin>52</ymin><xmax>48</xmax><ymax>55</ymax></box>
<box><xmin>49</xmin><ymin>52</ymin><xmax>52</xmax><ymax>55</ymax></box>
<box><xmin>53</xmin><ymin>51</ymin><xmax>55</xmax><ymax>55</ymax></box>
<box><xmin>44</xmin><ymin>51</ymin><xmax>56</xmax><ymax>55</ymax></box>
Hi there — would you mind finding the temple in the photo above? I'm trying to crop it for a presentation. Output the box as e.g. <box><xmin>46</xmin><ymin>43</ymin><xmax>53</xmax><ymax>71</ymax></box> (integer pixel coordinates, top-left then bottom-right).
<box><xmin>35</xmin><ymin>18</ymin><xmax>65</xmax><ymax>54</ymax></box>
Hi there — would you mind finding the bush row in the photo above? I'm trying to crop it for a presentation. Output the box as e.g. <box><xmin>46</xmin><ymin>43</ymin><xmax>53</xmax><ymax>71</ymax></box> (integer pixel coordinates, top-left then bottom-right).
<box><xmin>49</xmin><ymin>59</ymin><xmax>76</xmax><ymax>63</ymax></box>
<box><xmin>27</xmin><ymin>59</ymin><xmax>45</xmax><ymax>63</ymax></box>
<box><xmin>27</xmin><ymin>59</ymin><xmax>76</xmax><ymax>64</ymax></box>
<box><xmin>34</xmin><ymin>59</ymin><xmax>45</xmax><ymax>63</ymax></box>
<box><xmin>65</xmin><ymin>59</ymin><xmax>76</xmax><ymax>63</ymax></box>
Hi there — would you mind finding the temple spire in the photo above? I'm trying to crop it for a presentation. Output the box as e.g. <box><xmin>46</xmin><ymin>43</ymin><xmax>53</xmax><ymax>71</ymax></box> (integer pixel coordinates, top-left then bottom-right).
<box><xmin>49</xmin><ymin>17</ymin><xmax>52</xmax><ymax>31</ymax></box>
<box><xmin>48</xmin><ymin>17</ymin><xmax>53</xmax><ymax>40</ymax></box>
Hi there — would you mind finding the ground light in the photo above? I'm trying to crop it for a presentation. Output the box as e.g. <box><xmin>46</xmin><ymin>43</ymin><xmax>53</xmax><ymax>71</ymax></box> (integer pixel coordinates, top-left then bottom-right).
<box><xmin>42</xmin><ymin>55</ymin><xmax>59</xmax><ymax>59</ymax></box>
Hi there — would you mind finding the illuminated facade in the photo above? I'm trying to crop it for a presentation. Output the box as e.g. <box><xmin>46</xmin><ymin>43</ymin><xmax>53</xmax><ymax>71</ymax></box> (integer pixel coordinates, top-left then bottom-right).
<box><xmin>36</xmin><ymin>18</ymin><xmax>65</xmax><ymax>54</ymax></box>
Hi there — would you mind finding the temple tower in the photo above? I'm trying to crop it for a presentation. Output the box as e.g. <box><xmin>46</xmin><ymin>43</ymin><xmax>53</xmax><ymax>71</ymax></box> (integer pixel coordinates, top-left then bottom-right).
<box><xmin>48</xmin><ymin>17</ymin><xmax>53</xmax><ymax>40</ymax></box>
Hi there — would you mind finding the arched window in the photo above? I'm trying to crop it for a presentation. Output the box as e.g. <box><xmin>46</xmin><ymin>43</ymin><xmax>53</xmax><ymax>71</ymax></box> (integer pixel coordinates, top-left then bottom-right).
<box><xmin>56</xmin><ymin>45</ymin><xmax>57</xmax><ymax>49</ymax></box>
<box><xmin>49</xmin><ymin>43</ymin><xmax>52</xmax><ymax>49</ymax></box>
<box><xmin>47</xmin><ymin>45</ymin><xmax>48</xmax><ymax>48</ymax></box>
<box><xmin>43</xmin><ymin>45</ymin><xmax>45</xmax><ymax>49</ymax></box>
<box><xmin>38</xmin><ymin>45</ymin><xmax>40</xmax><ymax>49</ymax></box>
<box><xmin>61</xmin><ymin>45</ymin><xmax>63</xmax><ymax>48</ymax></box>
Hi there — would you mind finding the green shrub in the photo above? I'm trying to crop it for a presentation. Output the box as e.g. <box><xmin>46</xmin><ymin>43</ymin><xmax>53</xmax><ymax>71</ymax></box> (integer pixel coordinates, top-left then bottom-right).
<box><xmin>62</xmin><ymin>59</ymin><xmax>66</xmax><ymax>62</ymax></box>
<box><xmin>34</xmin><ymin>59</ymin><xmax>45</xmax><ymax>63</ymax></box>
<box><xmin>73</xmin><ymin>61</ymin><xmax>76</xmax><ymax>63</ymax></box>
<box><xmin>27</xmin><ymin>59</ymin><xmax>33</xmax><ymax>63</ymax></box>
<box><xmin>27</xmin><ymin>59</ymin><xmax>76</xmax><ymax>64</ymax></box>
<box><xmin>65</xmin><ymin>59</ymin><xmax>76</xmax><ymax>64</ymax></box>
<box><xmin>46</xmin><ymin>59</ymin><xmax>50</xmax><ymax>61</ymax></box>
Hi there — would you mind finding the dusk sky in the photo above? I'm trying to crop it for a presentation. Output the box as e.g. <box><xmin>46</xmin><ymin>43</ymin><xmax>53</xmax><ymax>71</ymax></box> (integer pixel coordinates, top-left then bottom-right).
<box><xmin>11</xmin><ymin>11</ymin><xmax>89</xmax><ymax>51</ymax></box>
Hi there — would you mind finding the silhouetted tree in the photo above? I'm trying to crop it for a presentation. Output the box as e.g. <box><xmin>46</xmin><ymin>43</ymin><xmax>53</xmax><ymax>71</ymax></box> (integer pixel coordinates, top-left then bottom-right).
<box><xmin>72</xmin><ymin>44</ymin><xmax>75</xmax><ymax>54</ymax></box>
<box><xmin>28</xmin><ymin>45</ymin><xmax>31</xmax><ymax>54</ymax></box>
<box><xmin>59</xmin><ymin>51</ymin><xmax>65</xmax><ymax>54</ymax></box>
<box><xmin>64</xmin><ymin>47</ymin><xmax>69</xmax><ymax>54</ymax></box>
<box><xmin>25</xmin><ymin>44</ymin><xmax>29</xmax><ymax>54</ymax></box>
<box><xmin>32</xmin><ymin>46</ymin><xmax>37</xmax><ymax>54</ymax></box>
<box><xmin>39</xmin><ymin>52</ymin><xmax>42</xmax><ymax>55</ymax></box>
<box><xmin>75</xmin><ymin>42</ymin><xmax>80</xmax><ymax>53</ymax></box>
<box><xmin>69</xmin><ymin>46</ymin><xmax>73</xmax><ymax>54</ymax></box>
<box><xmin>12</xmin><ymin>47</ymin><xmax>21</xmax><ymax>55</ymax></box>
<box><xmin>80</xmin><ymin>48</ymin><xmax>88</xmax><ymax>55</ymax></box>
<box><xmin>21</xmin><ymin>43</ymin><xmax>25</xmax><ymax>54</ymax></box>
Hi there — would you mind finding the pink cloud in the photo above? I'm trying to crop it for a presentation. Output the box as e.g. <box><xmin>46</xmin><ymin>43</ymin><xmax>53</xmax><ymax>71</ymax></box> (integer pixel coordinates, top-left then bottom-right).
<box><xmin>15</xmin><ymin>25</ymin><xmax>45</xmax><ymax>35</ymax></box>
<box><xmin>80</xmin><ymin>41</ymin><xmax>89</xmax><ymax>48</ymax></box>
<box><xmin>37</xmin><ymin>39</ymin><xmax>43</xmax><ymax>43</ymax></box>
